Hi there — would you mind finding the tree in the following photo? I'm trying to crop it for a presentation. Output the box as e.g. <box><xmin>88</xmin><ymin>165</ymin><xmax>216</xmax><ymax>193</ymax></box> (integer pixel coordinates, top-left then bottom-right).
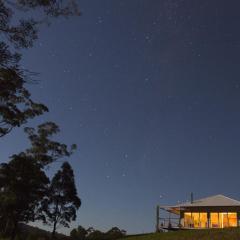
<box><xmin>86</xmin><ymin>230</ymin><xmax>105</xmax><ymax>240</ymax></box>
<box><xmin>70</xmin><ymin>226</ymin><xmax>88</xmax><ymax>240</ymax></box>
<box><xmin>0</xmin><ymin>120</ymin><xmax>77</xmax><ymax>237</ymax></box>
<box><xmin>0</xmin><ymin>0</ymin><xmax>80</xmax><ymax>137</ymax></box>
<box><xmin>0</xmin><ymin>121</ymin><xmax>78</xmax><ymax>239</ymax></box>
<box><xmin>105</xmin><ymin>227</ymin><xmax>126</xmax><ymax>240</ymax></box>
<box><xmin>43</xmin><ymin>162</ymin><xmax>81</xmax><ymax>239</ymax></box>
<box><xmin>0</xmin><ymin>153</ymin><xmax>49</xmax><ymax>240</ymax></box>
<box><xmin>0</xmin><ymin>67</ymin><xmax>48</xmax><ymax>137</ymax></box>
<box><xmin>24</xmin><ymin>122</ymin><xmax>77</xmax><ymax>167</ymax></box>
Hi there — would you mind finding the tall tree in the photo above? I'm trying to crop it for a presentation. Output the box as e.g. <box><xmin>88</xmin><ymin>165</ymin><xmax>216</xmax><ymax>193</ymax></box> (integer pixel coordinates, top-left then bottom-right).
<box><xmin>0</xmin><ymin>121</ymin><xmax>77</xmax><ymax>239</ymax></box>
<box><xmin>0</xmin><ymin>0</ymin><xmax>80</xmax><ymax>137</ymax></box>
<box><xmin>0</xmin><ymin>153</ymin><xmax>49</xmax><ymax>239</ymax></box>
<box><xmin>43</xmin><ymin>162</ymin><xmax>81</xmax><ymax>239</ymax></box>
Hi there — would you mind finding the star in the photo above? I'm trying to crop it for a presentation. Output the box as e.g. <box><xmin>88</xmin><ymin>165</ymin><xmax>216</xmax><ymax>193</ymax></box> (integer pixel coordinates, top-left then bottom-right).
<box><xmin>97</xmin><ymin>17</ymin><xmax>103</xmax><ymax>24</ymax></box>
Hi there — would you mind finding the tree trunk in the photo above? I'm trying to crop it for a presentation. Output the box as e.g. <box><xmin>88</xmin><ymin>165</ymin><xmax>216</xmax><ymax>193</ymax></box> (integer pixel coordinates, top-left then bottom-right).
<box><xmin>4</xmin><ymin>218</ymin><xmax>10</xmax><ymax>235</ymax></box>
<box><xmin>10</xmin><ymin>221</ymin><xmax>17</xmax><ymax>240</ymax></box>
<box><xmin>51</xmin><ymin>221</ymin><xmax>57</xmax><ymax>240</ymax></box>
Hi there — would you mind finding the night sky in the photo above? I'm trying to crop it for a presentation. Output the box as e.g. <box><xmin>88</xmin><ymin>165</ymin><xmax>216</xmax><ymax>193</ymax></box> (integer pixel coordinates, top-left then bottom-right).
<box><xmin>1</xmin><ymin>0</ymin><xmax>240</xmax><ymax>235</ymax></box>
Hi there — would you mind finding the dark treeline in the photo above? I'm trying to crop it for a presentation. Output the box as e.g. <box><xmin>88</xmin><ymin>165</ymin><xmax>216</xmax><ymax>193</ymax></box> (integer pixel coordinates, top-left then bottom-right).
<box><xmin>70</xmin><ymin>226</ymin><xmax>127</xmax><ymax>240</ymax></box>
<box><xmin>0</xmin><ymin>0</ymin><xmax>81</xmax><ymax>240</ymax></box>
<box><xmin>4</xmin><ymin>225</ymin><xmax>127</xmax><ymax>240</ymax></box>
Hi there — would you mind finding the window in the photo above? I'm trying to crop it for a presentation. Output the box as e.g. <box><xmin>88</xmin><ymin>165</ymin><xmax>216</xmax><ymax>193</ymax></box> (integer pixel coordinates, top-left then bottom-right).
<box><xmin>184</xmin><ymin>212</ymin><xmax>192</xmax><ymax>228</ymax></box>
<box><xmin>192</xmin><ymin>213</ymin><xmax>200</xmax><ymax>228</ymax></box>
<box><xmin>184</xmin><ymin>212</ymin><xmax>208</xmax><ymax>228</ymax></box>
<box><xmin>228</xmin><ymin>213</ymin><xmax>237</xmax><ymax>227</ymax></box>
<box><xmin>199</xmin><ymin>213</ymin><xmax>208</xmax><ymax>228</ymax></box>
<box><xmin>210</xmin><ymin>213</ymin><xmax>219</xmax><ymax>228</ymax></box>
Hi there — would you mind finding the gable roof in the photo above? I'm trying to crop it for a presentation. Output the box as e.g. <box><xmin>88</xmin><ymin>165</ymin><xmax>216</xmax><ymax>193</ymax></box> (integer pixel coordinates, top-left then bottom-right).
<box><xmin>175</xmin><ymin>194</ymin><xmax>240</xmax><ymax>207</ymax></box>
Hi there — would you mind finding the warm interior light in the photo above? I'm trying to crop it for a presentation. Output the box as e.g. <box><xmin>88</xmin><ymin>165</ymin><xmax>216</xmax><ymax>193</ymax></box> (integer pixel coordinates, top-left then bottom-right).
<box><xmin>183</xmin><ymin>212</ymin><xmax>237</xmax><ymax>228</ymax></box>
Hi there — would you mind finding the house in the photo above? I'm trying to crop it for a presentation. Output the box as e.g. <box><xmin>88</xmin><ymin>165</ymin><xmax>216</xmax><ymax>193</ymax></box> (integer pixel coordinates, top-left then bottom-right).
<box><xmin>157</xmin><ymin>194</ymin><xmax>240</xmax><ymax>231</ymax></box>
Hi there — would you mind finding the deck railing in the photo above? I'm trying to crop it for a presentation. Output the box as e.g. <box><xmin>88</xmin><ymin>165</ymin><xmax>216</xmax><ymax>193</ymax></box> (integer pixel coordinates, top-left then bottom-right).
<box><xmin>159</xmin><ymin>217</ymin><xmax>181</xmax><ymax>230</ymax></box>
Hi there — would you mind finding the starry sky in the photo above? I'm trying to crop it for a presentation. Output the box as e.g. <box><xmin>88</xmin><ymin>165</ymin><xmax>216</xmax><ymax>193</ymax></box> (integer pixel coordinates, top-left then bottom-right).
<box><xmin>1</xmin><ymin>0</ymin><xmax>240</xmax><ymax>235</ymax></box>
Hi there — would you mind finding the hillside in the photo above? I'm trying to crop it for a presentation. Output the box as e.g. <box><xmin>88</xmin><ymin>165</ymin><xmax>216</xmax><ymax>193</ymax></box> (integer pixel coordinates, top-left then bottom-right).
<box><xmin>0</xmin><ymin>224</ymin><xmax>71</xmax><ymax>240</ymax></box>
<box><xmin>20</xmin><ymin>224</ymin><xmax>70</xmax><ymax>239</ymax></box>
<box><xmin>122</xmin><ymin>228</ymin><xmax>240</xmax><ymax>240</ymax></box>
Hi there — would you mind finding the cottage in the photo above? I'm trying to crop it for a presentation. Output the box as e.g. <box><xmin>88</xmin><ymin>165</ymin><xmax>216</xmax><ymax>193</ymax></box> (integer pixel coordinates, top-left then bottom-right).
<box><xmin>157</xmin><ymin>194</ymin><xmax>240</xmax><ymax>231</ymax></box>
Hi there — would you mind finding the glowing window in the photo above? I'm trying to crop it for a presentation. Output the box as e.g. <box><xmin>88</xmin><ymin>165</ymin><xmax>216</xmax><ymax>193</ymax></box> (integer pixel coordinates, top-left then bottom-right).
<box><xmin>211</xmin><ymin>213</ymin><xmax>219</xmax><ymax>228</ymax></box>
<box><xmin>228</xmin><ymin>213</ymin><xmax>237</xmax><ymax>227</ymax></box>
<box><xmin>199</xmin><ymin>213</ymin><xmax>208</xmax><ymax>228</ymax></box>
<box><xmin>192</xmin><ymin>213</ymin><xmax>200</xmax><ymax>228</ymax></box>
<box><xmin>184</xmin><ymin>212</ymin><xmax>192</xmax><ymax>228</ymax></box>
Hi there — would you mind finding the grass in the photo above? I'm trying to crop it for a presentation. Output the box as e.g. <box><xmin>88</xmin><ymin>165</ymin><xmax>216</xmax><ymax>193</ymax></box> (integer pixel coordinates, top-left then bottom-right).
<box><xmin>122</xmin><ymin>228</ymin><xmax>240</xmax><ymax>240</ymax></box>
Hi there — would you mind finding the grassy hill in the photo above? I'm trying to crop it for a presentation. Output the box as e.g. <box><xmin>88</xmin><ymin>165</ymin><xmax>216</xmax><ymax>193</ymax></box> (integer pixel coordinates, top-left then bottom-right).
<box><xmin>122</xmin><ymin>228</ymin><xmax>240</xmax><ymax>240</ymax></box>
<box><xmin>0</xmin><ymin>224</ymin><xmax>70</xmax><ymax>240</ymax></box>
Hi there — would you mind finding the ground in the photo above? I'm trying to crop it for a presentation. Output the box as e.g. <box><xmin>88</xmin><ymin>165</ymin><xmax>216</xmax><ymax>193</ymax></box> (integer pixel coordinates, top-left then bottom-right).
<box><xmin>122</xmin><ymin>228</ymin><xmax>240</xmax><ymax>240</ymax></box>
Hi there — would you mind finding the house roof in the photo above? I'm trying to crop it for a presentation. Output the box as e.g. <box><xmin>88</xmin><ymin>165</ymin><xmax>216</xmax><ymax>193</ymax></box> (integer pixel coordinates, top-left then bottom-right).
<box><xmin>160</xmin><ymin>195</ymin><xmax>240</xmax><ymax>214</ymax></box>
<box><xmin>174</xmin><ymin>195</ymin><xmax>240</xmax><ymax>207</ymax></box>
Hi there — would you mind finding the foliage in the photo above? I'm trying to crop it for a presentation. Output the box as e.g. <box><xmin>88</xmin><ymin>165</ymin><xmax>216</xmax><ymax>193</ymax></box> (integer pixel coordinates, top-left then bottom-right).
<box><xmin>0</xmin><ymin>121</ymin><xmax>79</xmax><ymax>239</ymax></box>
<box><xmin>86</xmin><ymin>230</ymin><xmax>105</xmax><ymax>240</ymax></box>
<box><xmin>0</xmin><ymin>154</ymin><xmax>49</xmax><ymax>238</ymax></box>
<box><xmin>0</xmin><ymin>0</ymin><xmax>79</xmax><ymax>137</ymax></box>
<box><xmin>70</xmin><ymin>226</ymin><xmax>88</xmax><ymax>240</ymax></box>
<box><xmin>0</xmin><ymin>66</ymin><xmax>48</xmax><ymax>137</ymax></box>
<box><xmin>70</xmin><ymin>227</ymin><xmax>126</xmax><ymax>240</ymax></box>
<box><xmin>24</xmin><ymin>122</ymin><xmax>77</xmax><ymax>167</ymax></box>
<box><xmin>105</xmin><ymin>227</ymin><xmax>126</xmax><ymax>240</ymax></box>
<box><xmin>42</xmin><ymin>162</ymin><xmax>81</xmax><ymax>239</ymax></box>
<box><xmin>0</xmin><ymin>1</ymin><xmax>81</xmax><ymax>239</ymax></box>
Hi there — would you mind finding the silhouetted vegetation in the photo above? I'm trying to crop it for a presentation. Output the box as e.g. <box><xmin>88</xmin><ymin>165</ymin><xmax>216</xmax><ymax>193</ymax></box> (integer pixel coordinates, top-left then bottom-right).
<box><xmin>0</xmin><ymin>0</ymin><xmax>79</xmax><ymax>137</ymax></box>
<box><xmin>70</xmin><ymin>226</ymin><xmax>126</xmax><ymax>240</ymax></box>
<box><xmin>0</xmin><ymin>1</ymin><xmax>80</xmax><ymax>239</ymax></box>
<box><xmin>0</xmin><ymin>122</ymin><xmax>80</xmax><ymax>239</ymax></box>
<box><xmin>43</xmin><ymin>162</ymin><xmax>81</xmax><ymax>239</ymax></box>
<box><xmin>70</xmin><ymin>226</ymin><xmax>88</xmax><ymax>240</ymax></box>
<box><xmin>0</xmin><ymin>154</ymin><xmax>49</xmax><ymax>238</ymax></box>
<box><xmin>24</xmin><ymin>122</ymin><xmax>77</xmax><ymax>167</ymax></box>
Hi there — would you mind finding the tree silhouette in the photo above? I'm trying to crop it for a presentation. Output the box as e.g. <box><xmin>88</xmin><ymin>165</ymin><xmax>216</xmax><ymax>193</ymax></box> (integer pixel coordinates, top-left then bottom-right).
<box><xmin>87</xmin><ymin>230</ymin><xmax>105</xmax><ymax>240</ymax></box>
<box><xmin>105</xmin><ymin>227</ymin><xmax>126</xmax><ymax>240</ymax></box>
<box><xmin>0</xmin><ymin>154</ymin><xmax>49</xmax><ymax>239</ymax></box>
<box><xmin>43</xmin><ymin>162</ymin><xmax>81</xmax><ymax>239</ymax></box>
<box><xmin>0</xmin><ymin>1</ymin><xmax>81</xmax><ymax>238</ymax></box>
<box><xmin>70</xmin><ymin>225</ymin><xmax>88</xmax><ymax>240</ymax></box>
<box><xmin>0</xmin><ymin>67</ymin><xmax>48</xmax><ymax>137</ymax></box>
<box><xmin>24</xmin><ymin>122</ymin><xmax>77</xmax><ymax>167</ymax></box>
<box><xmin>0</xmin><ymin>121</ymin><xmax>78</xmax><ymax>239</ymax></box>
<box><xmin>0</xmin><ymin>0</ymin><xmax>80</xmax><ymax>137</ymax></box>
<box><xmin>70</xmin><ymin>226</ymin><xmax>127</xmax><ymax>240</ymax></box>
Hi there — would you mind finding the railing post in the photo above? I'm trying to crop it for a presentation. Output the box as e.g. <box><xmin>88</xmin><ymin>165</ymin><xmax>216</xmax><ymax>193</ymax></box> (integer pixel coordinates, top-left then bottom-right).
<box><xmin>156</xmin><ymin>205</ymin><xmax>160</xmax><ymax>232</ymax></box>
